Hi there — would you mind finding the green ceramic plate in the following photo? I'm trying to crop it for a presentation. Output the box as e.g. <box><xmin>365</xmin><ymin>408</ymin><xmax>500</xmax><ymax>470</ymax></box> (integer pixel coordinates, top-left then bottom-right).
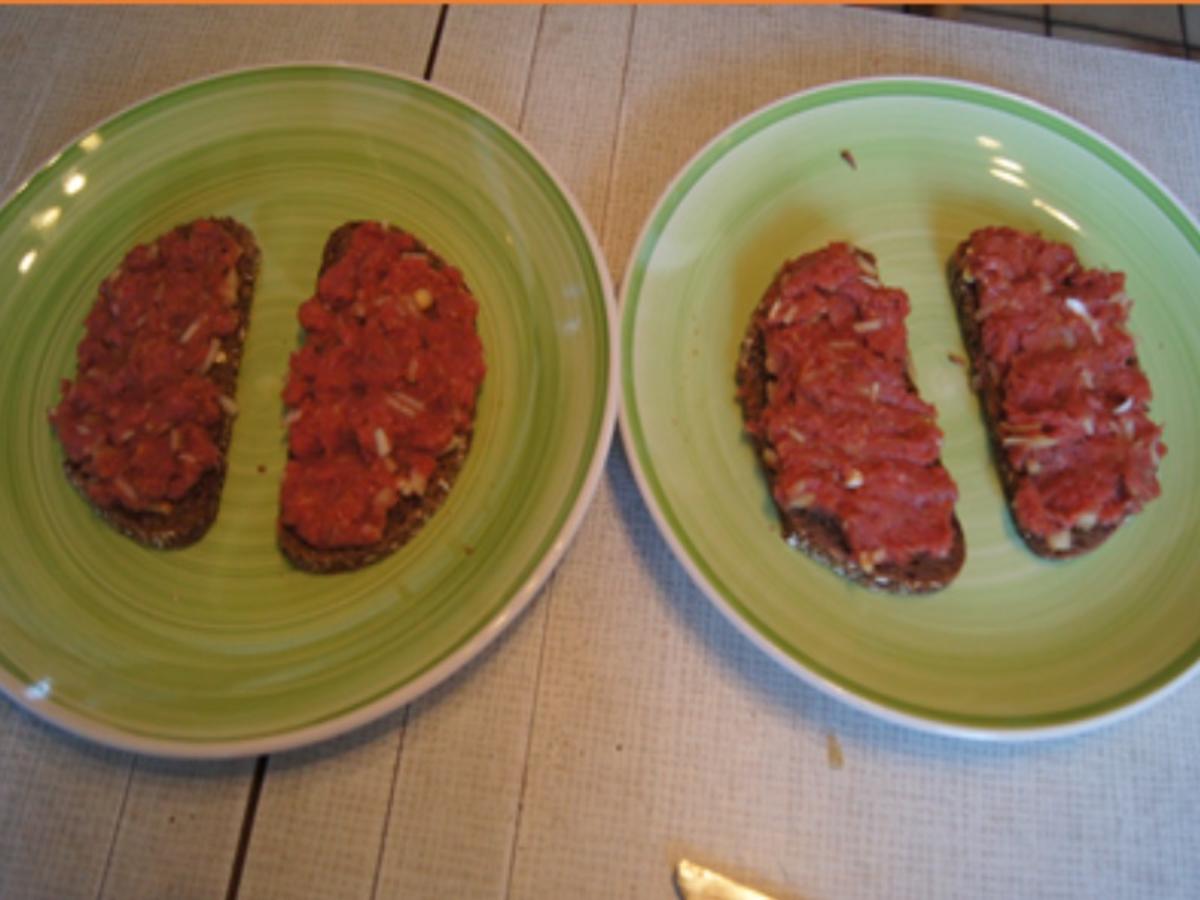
<box><xmin>620</xmin><ymin>77</ymin><xmax>1200</xmax><ymax>739</ymax></box>
<box><xmin>0</xmin><ymin>66</ymin><xmax>616</xmax><ymax>757</ymax></box>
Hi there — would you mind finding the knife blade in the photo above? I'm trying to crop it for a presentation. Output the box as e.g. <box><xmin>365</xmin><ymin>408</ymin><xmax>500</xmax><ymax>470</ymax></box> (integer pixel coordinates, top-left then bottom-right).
<box><xmin>674</xmin><ymin>859</ymin><xmax>779</xmax><ymax>900</ymax></box>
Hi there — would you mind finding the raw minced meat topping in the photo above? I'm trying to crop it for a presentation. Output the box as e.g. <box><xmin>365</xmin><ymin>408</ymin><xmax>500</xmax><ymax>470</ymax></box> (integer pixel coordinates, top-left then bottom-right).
<box><xmin>741</xmin><ymin>243</ymin><xmax>959</xmax><ymax>570</ymax></box>
<box><xmin>957</xmin><ymin>226</ymin><xmax>1165</xmax><ymax>544</ymax></box>
<box><xmin>280</xmin><ymin>223</ymin><xmax>486</xmax><ymax>549</ymax></box>
<box><xmin>49</xmin><ymin>220</ymin><xmax>245</xmax><ymax>514</ymax></box>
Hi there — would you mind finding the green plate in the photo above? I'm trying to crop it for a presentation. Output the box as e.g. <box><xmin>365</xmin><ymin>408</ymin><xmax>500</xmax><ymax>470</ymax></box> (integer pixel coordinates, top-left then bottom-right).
<box><xmin>0</xmin><ymin>66</ymin><xmax>616</xmax><ymax>757</ymax></box>
<box><xmin>620</xmin><ymin>77</ymin><xmax>1200</xmax><ymax>739</ymax></box>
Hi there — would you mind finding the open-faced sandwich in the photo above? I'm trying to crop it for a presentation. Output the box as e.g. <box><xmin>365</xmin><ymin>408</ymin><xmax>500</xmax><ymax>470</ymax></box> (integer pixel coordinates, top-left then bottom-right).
<box><xmin>278</xmin><ymin>222</ymin><xmax>487</xmax><ymax>573</ymax></box>
<box><xmin>948</xmin><ymin>226</ymin><xmax>1165</xmax><ymax>558</ymax></box>
<box><xmin>49</xmin><ymin>218</ymin><xmax>260</xmax><ymax>548</ymax></box>
<box><xmin>737</xmin><ymin>242</ymin><xmax>964</xmax><ymax>593</ymax></box>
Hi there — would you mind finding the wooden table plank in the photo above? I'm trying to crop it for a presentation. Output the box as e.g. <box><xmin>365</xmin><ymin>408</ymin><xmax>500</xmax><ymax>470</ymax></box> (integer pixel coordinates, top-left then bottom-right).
<box><xmin>504</xmin><ymin>7</ymin><xmax>1200</xmax><ymax>899</ymax></box>
<box><xmin>0</xmin><ymin>705</ymin><xmax>130</xmax><ymax>900</ymax></box>
<box><xmin>236</xmin><ymin>721</ymin><xmax>403</xmax><ymax>900</ymax></box>
<box><xmin>371</xmin><ymin>608</ymin><xmax>546</xmax><ymax>900</ymax></box>
<box><xmin>428</xmin><ymin>4</ymin><xmax>542</xmax><ymax>128</ymax></box>
<box><xmin>520</xmin><ymin>6</ymin><xmax>635</xmax><ymax>226</ymax></box>
<box><xmin>99</xmin><ymin>758</ymin><xmax>258</xmax><ymax>900</ymax></box>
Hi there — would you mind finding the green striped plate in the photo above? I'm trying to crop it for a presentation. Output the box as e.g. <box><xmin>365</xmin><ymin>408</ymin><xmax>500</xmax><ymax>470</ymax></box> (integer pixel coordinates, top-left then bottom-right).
<box><xmin>620</xmin><ymin>77</ymin><xmax>1200</xmax><ymax>739</ymax></box>
<box><xmin>0</xmin><ymin>66</ymin><xmax>616</xmax><ymax>757</ymax></box>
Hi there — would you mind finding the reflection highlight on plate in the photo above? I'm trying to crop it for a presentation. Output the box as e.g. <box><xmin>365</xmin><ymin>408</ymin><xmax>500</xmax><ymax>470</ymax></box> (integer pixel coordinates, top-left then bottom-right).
<box><xmin>63</xmin><ymin>172</ymin><xmax>86</xmax><ymax>195</ymax></box>
<box><xmin>989</xmin><ymin>167</ymin><xmax>1028</xmax><ymax>189</ymax></box>
<box><xmin>32</xmin><ymin>206</ymin><xmax>61</xmax><ymax>230</ymax></box>
<box><xmin>25</xmin><ymin>678</ymin><xmax>52</xmax><ymax>701</ymax></box>
<box><xmin>1033</xmin><ymin>197</ymin><xmax>1081</xmax><ymax>232</ymax></box>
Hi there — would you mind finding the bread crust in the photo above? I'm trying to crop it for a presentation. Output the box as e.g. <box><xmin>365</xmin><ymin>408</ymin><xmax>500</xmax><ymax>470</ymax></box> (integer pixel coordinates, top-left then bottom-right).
<box><xmin>60</xmin><ymin>217</ymin><xmax>260</xmax><ymax>549</ymax></box>
<box><xmin>947</xmin><ymin>245</ymin><xmax>1116</xmax><ymax>559</ymax></box>
<box><xmin>737</xmin><ymin>248</ymin><xmax>965</xmax><ymax>594</ymax></box>
<box><xmin>277</xmin><ymin>445</ymin><xmax>468</xmax><ymax>574</ymax></box>
<box><xmin>277</xmin><ymin>223</ymin><xmax>479</xmax><ymax>574</ymax></box>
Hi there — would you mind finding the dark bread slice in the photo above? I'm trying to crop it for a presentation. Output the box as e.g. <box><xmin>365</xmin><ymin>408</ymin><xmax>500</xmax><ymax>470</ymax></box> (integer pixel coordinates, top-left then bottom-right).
<box><xmin>737</xmin><ymin>248</ymin><xmax>965</xmax><ymax>594</ymax></box>
<box><xmin>60</xmin><ymin>217</ymin><xmax>260</xmax><ymax>549</ymax></box>
<box><xmin>948</xmin><ymin>243</ymin><xmax>1115</xmax><ymax>559</ymax></box>
<box><xmin>278</xmin><ymin>222</ymin><xmax>479</xmax><ymax>574</ymax></box>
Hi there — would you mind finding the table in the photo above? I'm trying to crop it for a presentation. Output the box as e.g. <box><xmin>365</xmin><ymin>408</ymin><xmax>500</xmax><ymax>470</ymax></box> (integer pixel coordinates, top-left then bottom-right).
<box><xmin>1</xmin><ymin>6</ymin><xmax>1197</xmax><ymax>899</ymax></box>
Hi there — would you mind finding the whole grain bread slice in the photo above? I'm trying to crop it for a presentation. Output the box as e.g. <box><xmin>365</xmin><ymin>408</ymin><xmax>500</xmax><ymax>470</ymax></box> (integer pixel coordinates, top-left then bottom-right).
<box><xmin>736</xmin><ymin>247</ymin><xmax>965</xmax><ymax>594</ymax></box>
<box><xmin>947</xmin><ymin>241</ymin><xmax>1115</xmax><ymax>559</ymax></box>
<box><xmin>60</xmin><ymin>217</ymin><xmax>260</xmax><ymax>549</ymax></box>
<box><xmin>277</xmin><ymin>222</ymin><xmax>479</xmax><ymax>574</ymax></box>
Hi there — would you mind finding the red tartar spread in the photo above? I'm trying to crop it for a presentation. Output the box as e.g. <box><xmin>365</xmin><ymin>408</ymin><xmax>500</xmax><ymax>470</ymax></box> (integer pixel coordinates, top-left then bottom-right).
<box><xmin>49</xmin><ymin>221</ymin><xmax>244</xmax><ymax>513</ymax></box>
<box><xmin>960</xmin><ymin>227</ymin><xmax>1165</xmax><ymax>542</ymax></box>
<box><xmin>744</xmin><ymin>243</ymin><xmax>958</xmax><ymax>568</ymax></box>
<box><xmin>280</xmin><ymin>223</ymin><xmax>486</xmax><ymax>549</ymax></box>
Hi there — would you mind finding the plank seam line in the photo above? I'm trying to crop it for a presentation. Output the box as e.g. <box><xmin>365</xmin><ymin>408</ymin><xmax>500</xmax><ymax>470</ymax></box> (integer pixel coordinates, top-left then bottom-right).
<box><xmin>504</xmin><ymin>12</ymin><xmax>556</xmax><ymax>887</ymax></box>
<box><xmin>423</xmin><ymin>5</ymin><xmax>450</xmax><ymax>82</ymax></box>
<box><xmin>598</xmin><ymin>7</ymin><xmax>638</xmax><ymax>295</ymax></box>
<box><xmin>515</xmin><ymin>6</ymin><xmax>548</xmax><ymax>134</ymax></box>
<box><xmin>502</xmin><ymin>573</ymin><xmax>557</xmax><ymax>900</ymax></box>
<box><xmin>93</xmin><ymin>758</ymin><xmax>135</xmax><ymax>900</ymax></box>
<box><xmin>368</xmin><ymin>707</ymin><xmax>411</xmax><ymax>900</ymax></box>
<box><xmin>223</xmin><ymin>755</ymin><xmax>268</xmax><ymax>900</ymax></box>
<box><xmin>504</xmin><ymin>12</ymin><xmax>555</xmax><ymax>861</ymax></box>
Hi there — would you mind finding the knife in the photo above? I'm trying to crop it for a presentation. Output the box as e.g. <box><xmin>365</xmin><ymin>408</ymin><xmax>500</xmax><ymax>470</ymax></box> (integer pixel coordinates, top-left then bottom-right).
<box><xmin>674</xmin><ymin>859</ymin><xmax>779</xmax><ymax>900</ymax></box>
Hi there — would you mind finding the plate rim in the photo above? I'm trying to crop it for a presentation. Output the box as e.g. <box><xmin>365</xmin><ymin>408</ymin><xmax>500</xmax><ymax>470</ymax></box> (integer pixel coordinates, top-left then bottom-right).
<box><xmin>617</xmin><ymin>74</ymin><xmax>1200</xmax><ymax>741</ymax></box>
<box><xmin>0</xmin><ymin>62</ymin><xmax>619</xmax><ymax>759</ymax></box>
